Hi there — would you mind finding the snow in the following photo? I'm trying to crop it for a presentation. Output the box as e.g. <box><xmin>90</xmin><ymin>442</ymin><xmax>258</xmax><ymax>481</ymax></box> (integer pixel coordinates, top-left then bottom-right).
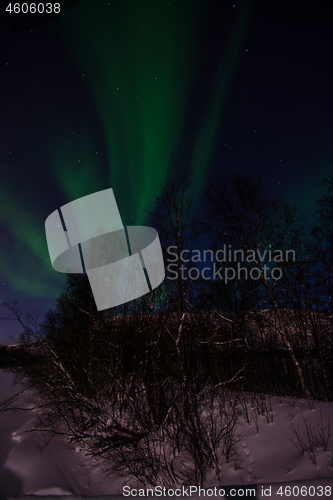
<box><xmin>0</xmin><ymin>369</ymin><xmax>333</xmax><ymax>499</ymax></box>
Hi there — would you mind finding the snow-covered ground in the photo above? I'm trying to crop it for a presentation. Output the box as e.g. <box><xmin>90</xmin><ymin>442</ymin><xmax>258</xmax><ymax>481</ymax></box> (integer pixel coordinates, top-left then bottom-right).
<box><xmin>0</xmin><ymin>369</ymin><xmax>333</xmax><ymax>499</ymax></box>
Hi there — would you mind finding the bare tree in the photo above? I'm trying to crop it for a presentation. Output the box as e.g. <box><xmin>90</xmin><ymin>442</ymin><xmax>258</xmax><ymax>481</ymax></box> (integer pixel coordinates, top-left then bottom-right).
<box><xmin>312</xmin><ymin>177</ymin><xmax>333</xmax><ymax>313</ymax></box>
<box><xmin>147</xmin><ymin>170</ymin><xmax>199</xmax><ymax>317</ymax></box>
<box><xmin>203</xmin><ymin>172</ymin><xmax>310</xmax><ymax>399</ymax></box>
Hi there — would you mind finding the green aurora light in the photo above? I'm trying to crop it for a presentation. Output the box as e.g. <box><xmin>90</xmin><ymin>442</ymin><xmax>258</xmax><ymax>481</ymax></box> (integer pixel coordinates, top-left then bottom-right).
<box><xmin>0</xmin><ymin>0</ymin><xmax>250</xmax><ymax>299</ymax></box>
<box><xmin>54</xmin><ymin>0</ymin><xmax>250</xmax><ymax>224</ymax></box>
<box><xmin>0</xmin><ymin>181</ymin><xmax>63</xmax><ymax>297</ymax></box>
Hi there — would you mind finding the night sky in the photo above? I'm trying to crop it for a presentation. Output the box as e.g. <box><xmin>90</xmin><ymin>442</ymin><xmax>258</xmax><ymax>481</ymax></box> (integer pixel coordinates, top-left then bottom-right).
<box><xmin>0</xmin><ymin>0</ymin><xmax>332</xmax><ymax>342</ymax></box>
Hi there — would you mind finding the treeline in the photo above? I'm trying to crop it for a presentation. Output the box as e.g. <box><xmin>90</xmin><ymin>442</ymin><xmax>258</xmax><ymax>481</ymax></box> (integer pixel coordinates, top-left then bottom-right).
<box><xmin>2</xmin><ymin>171</ymin><xmax>333</xmax><ymax>485</ymax></box>
<box><xmin>144</xmin><ymin>172</ymin><xmax>333</xmax><ymax>400</ymax></box>
<box><xmin>4</xmin><ymin>171</ymin><xmax>333</xmax><ymax>401</ymax></box>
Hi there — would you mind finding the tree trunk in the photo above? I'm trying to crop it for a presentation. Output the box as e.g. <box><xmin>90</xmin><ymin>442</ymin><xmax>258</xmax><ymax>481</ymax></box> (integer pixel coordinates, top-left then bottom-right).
<box><xmin>263</xmin><ymin>280</ymin><xmax>310</xmax><ymax>399</ymax></box>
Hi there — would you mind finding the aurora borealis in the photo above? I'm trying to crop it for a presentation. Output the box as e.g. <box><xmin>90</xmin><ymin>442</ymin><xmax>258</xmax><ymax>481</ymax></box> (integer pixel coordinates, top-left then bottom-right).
<box><xmin>58</xmin><ymin>0</ymin><xmax>251</xmax><ymax>215</ymax></box>
<box><xmin>0</xmin><ymin>0</ymin><xmax>332</xmax><ymax>340</ymax></box>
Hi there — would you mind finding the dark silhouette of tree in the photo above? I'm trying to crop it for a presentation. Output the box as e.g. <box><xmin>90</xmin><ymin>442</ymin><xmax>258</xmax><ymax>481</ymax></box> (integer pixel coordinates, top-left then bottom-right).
<box><xmin>203</xmin><ymin>172</ymin><xmax>310</xmax><ymax>399</ymax></box>
<box><xmin>147</xmin><ymin>170</ymin><xmax>200</xmax><ymax>317</ymax></box>
<box><xmin>312</xmin><ymin>177</ymin><xmax>333</xmax><ymax>313</ymax></box>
